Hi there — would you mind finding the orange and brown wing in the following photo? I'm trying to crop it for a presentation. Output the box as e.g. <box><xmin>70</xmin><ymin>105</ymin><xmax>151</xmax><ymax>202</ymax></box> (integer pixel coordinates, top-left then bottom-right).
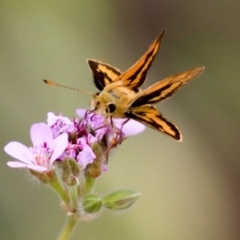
<box><xmin>116</xmin><ymin>30</ymin><xmax>165</xmax><ymax>90</ymax></box>
<box><xmin>88</xmin><ymin>59</ymin><xmax>122</xmax><ymax>91</ymax></box>
<box><xmin>126</xmin><ymin>105</ymin><xmax>182</xmax><ymax>141</ymax></box>
<box><xmin>131</xmin><ymin>67</ymin><xmax>204</xmax><ymax>107</ymax></box>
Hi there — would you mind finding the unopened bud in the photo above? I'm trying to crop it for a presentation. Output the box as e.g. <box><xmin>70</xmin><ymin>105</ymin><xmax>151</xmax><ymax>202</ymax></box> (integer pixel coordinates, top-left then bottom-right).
<box><xmin>85</xmin><ymin>142</ymin><xmax>103</xmax><ymax>178</ymax></box>
<box><xmin>55</xmin><ymin>159</ymin><xmax>81</xmax><ymax>186</ymax></box>
<box><xmin>102</xmin><ymin>189</ymin><xmax>140</xmax><ymax>210</ymax></box>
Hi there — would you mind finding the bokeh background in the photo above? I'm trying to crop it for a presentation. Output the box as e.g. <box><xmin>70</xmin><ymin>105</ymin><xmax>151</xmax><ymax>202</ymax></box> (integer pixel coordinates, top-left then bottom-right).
<box><xmin>1</xmin><ymin>1</ymin><xmax>240</xmax><ymax>240</ymax></box>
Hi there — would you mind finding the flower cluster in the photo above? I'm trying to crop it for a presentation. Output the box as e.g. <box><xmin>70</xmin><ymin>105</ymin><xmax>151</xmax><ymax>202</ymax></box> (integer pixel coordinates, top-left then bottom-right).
<box><xmin>5</xmin><ymin>109</ymin><xmax>144</xmax><ymax>175</ymax></box>
<box><xmin>4</xmin><ymin>109</ymin><xmax>144</xmax><ymax>218</ymax></box>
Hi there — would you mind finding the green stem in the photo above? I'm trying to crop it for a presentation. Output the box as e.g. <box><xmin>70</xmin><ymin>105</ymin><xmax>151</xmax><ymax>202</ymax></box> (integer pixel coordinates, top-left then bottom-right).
<box><xmin>70</xmin><ymin>184</ymin><xmax>78</xmax><ymax>211</ymax></box>
<box><xmin>85</xmin><ymin>176</ymin><xmax>95</xmax><ymax>194</ymax></box>
<box><xmin>49</xmin><ymin>178</ymin><xmax>70</xmax><ymax>206</ymax></box>
<box><xmin>58</xmin><ymin>215</ymin><xmax>78</xmax><ymax>240</ymax></box>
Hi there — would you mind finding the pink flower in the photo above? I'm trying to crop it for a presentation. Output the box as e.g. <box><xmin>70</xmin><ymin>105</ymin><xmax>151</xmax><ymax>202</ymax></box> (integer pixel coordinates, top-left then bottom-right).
<box><xmin>76</xmin><ymin>109</ymin><xmax>108</xmax><ymax>140</ymax></box>
<box><xmin>59</xmin><ymin>142</ymin><xmax>77</xmax><ymax>160</ymax></box>
<box><xmin>77</xmin><ymin>136</ymin><xmax>96</xmax><ymax>168</ymax></box>
<box><xmin>47</xmin><ymin>112</ymin><xmax>76</xmax><ymax>138</ymax></box>
<box><xmin>4</xmin><ymin>123</ymin><xmax>68</xmax><ymax>172</ymax></box>
<box><xmin>76</xmin><ymin>109</ymin><xmax>145</xmax><ymax>141</ymax></box>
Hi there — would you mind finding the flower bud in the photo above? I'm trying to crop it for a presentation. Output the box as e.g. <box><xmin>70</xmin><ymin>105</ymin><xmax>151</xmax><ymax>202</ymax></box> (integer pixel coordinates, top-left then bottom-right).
<box><xmin>56</xmin><ymin>159</ymin><xmax>71</xmax><ymax>182</ymax></box>
<box><xmin>29</xmin><ymin>169</ymin><xmax>54</xmax><ymax>183</ymax></box>
<box><xmin>55</xmin><ymin>159</ymin><xmax>81</xmax><ymax>186</ymax></box>
<box><xmin>102</xmin><ymin>189</ymin><xmax>140</xmax><ymax>210</ymax></box>
<box><xmin>84</xmin><ymin>142</ymin><xmax>103</xmax><ymax>178</ymax></box>
<box><xmin>68</xmin><ymin>159</ymin><xmax>81</xmax><ymax>186</ymax></box>
<box><xmin>82</xmin><ymin>194</ymin><xmax>102</xmax><ymax>213</ymax></box>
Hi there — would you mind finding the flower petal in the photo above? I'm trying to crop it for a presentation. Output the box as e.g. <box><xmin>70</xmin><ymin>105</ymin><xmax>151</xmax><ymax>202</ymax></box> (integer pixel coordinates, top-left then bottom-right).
<box><xmin>4</xmin><ymin>141</ymin><xmax>32</xmax><ymax>164</ymax></box>
<box><xmin>30</xmin><ymin>123</ymin><xmax>53</xmax><ymax>147</ymax></box>
<box><xmin>50</xmin><ymin>133</ymin><xmax>68</xmax><ymax>165</ymax></box>
<box><xmin>7</xmin><ymin>161</ymin><xmax>48</xmax><ymax>172</ymax></box>
<box><xmin>7</xmin><ymin>161</ymin><xmax>28</xmax><ymax>168</ymax></box>
<box><xmin>26</xmin><ymin>164</ymin><xmax>48</xmax><ymax>172</ymax></box>
<box><xmin>87</xmin><ymin>134</ymin><xmax>97</xmax><ymax>146</ymax></box>
<box><xmin>47</xmin><ymin>112</ymin><xmax>75</xmax><ymax>138</ymax></box>
<box><xmin>76</xmin><ymin>109</ymin><xmax>87</xmax><ymax>118</ymax></box>
<box><xmin>47</xmin><ymin>112</ymin><xmax>60</xmax><ymax>126</ymax></box>
<box><xmin>114</xmin><ymin>119</ymin><xmax>145</xmax><ymax>137</ymax></box>
<box><xmin>77</xmin><ymin>145</ymin><xmax>96</xmax><ymax>169</ymax></box>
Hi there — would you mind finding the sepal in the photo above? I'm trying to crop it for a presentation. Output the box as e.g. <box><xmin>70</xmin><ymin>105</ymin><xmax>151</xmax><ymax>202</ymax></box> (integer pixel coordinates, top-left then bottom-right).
<box><xmin>102</xmin><ymin>189</ymin><xmax>140</xmax><ymax>210</ymax></box>
<box><xmin>82</xmin><ymin>194</ymin><xmax>102</xmax><ymax>213</ymax></box>
<box><xmin>29</xmin><ymin>169</ymin><xmax>55</xmax><ymax>183</ymax></box>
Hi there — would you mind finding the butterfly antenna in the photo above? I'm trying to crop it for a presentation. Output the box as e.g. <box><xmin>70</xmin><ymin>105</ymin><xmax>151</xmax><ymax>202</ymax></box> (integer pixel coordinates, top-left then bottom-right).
<box><xmin>43</xmin><ymin>79</ymin><xmax>94</xmax><ymax>95</ymax></box>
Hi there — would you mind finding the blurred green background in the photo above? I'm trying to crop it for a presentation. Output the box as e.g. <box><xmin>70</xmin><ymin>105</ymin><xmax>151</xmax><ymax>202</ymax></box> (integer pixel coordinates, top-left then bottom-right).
<box><xmin>1</xmin><ymin>1</ymin><xmax>240</xmax><ymax>240</ymax></box>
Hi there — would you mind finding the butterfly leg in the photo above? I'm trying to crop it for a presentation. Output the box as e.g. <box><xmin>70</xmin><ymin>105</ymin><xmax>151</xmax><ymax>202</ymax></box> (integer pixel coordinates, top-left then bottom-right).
<box><xmin>109</xmin><ymin>117</ymin><xmax>130</xmax><ymax>148</ymax></box>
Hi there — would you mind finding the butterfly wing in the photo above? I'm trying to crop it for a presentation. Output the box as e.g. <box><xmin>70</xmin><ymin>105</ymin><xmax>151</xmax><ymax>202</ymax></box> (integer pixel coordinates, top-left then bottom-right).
<box><xmin>131</xmin><ymin>67</ymin><xmax>204</xmax><ymax>107</ymax></box>
<box><xmin>116</xmin><ymin>30</ymin><xmax>165</xmax><ymax>90</ymax></box>
<box><xmin>88</xmin><ymin>59</ymin><xmax>122</xmax><ymax>91</ymax></box>
<box><xmin>125</xmin><ymin>105</ymin><xmax>182</xmax><ymax>141</ymax></box>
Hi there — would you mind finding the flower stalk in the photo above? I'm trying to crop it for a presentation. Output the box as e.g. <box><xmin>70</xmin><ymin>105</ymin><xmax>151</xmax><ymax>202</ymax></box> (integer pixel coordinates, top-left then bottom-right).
<box><xmin>4</xmin><ymin>109</ymin><xmax>144</xmax><ymax>239</ymax></box>
<box><xmin>49</xmin><ymin>177</ymin><xmax>70</xmax><ymax>207</ymax></box>
<box><xmin>58</xmin><ymin>215</ymin><xmax>78</xmax><ymax>240</ymax></box>
<box><xmin>85</xmin><ymin>176</ymin><xmax>96</xmax><ymax>194</ymax></box>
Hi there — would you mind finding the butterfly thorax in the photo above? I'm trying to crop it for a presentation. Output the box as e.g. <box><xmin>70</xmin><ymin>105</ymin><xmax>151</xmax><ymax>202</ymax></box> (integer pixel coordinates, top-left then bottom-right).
<box><xmin>91</xmin><ymin>84</ymin><xmax>138</xmax><ymax>118</ymax></box>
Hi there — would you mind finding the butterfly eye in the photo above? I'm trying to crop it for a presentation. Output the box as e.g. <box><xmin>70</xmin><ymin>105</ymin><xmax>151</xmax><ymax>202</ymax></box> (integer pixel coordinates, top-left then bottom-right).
<box><xmin>107</xmin><ymin>102</ymin><xmax>116</xmax><ymax>113</ymax></box>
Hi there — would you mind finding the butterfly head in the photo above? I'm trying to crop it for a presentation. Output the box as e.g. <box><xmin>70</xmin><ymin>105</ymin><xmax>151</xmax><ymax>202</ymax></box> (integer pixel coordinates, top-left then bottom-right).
<box><xmin>91</xmin><ymin>94</ymin><xmax>117</xmax><ymax>117</ymax></box>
